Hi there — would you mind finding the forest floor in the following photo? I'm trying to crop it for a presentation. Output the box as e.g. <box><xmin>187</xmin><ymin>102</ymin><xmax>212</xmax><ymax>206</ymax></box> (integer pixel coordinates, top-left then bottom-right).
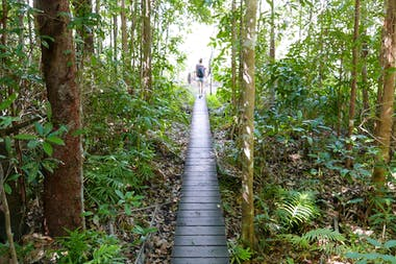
<box><xmin>18</xmin><ymin>96</ymin><xmax>394</xmax><ymax>264</ymax></box>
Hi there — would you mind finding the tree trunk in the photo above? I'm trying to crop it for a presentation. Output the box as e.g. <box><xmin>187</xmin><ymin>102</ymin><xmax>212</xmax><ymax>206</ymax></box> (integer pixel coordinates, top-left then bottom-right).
<box><xmin>95</xmin><ymin>0</ymin><xmax>102</xmax><ymax>54</ymax></box>
<box><xmin>72</xmin><ymin>0</ymin><xmax>94</xmax><ymax>66</ymax></box>
<box><xmin>346</xmin><ymin>0</ymin><xmax>360</xmax><ymax>169</ymax></box>
<box><xmin>269</xmin><ymin>0</ymin><xmax>276</xmax><ymax>106</ymax></box>
<box><xmin>35</xmin><ymin>0</ymin><xmax>84</xmax><ymax>237</ymax></box>
<box><xmin>231</xmin><ymin>0</ymin><xmax>238</xmax><ymax>115</ymax></box>
<box><xmin>240</xmin><ymin>0</ymin><xmax>257</xmax><ymax>249</ymax></box>
<box><xmin>113</xmin><ymin>8</ymin><xmax>118</xmax><ymax>63</ymax></box>
<box><xmin>141</xmin><ymin>0</ymin><xmax>152</xmax><ymax>100</ymax></box>
<box><xmin>121</xmin><ymin>0</ymin><xmax>128</xmax><ymax>58</ymax></box>
<box><xmin>372</xmin><ymin>0</ymin><xmax>396</xmax><ymax>186</ymax></box>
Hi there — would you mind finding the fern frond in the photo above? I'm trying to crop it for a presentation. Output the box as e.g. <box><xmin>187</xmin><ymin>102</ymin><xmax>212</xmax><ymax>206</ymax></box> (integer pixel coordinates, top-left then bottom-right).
<box><xmin>303</xmin><ymin>228</ymin><xmax>346</xmax><ymax>243</ymax></box>
<box><xmin>276</xmin><ymin>189</ymin><xmax>319</xmax><ymax>229</ymax></box>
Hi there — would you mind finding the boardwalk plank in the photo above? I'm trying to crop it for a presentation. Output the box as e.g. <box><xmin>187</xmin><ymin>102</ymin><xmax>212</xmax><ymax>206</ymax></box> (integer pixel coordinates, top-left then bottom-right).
<box><xmin>175</xmin><ymin>226</ymin><xmax>226</xmax><ymax>236</ymax></box>
<box><xmin>176</xmin><ymin>217</ymin><xmax>224</xmax><ymax>226</ymax></box>
<box><xmin>172</xmin><ymin>258</ymin><xmax>229</xmax><ymax>264</ymax></box>
<box><xmin>176</xmin><ymin>210</ymin><xmax>222</xmax><ymax>217</ymax></box>
<box><xmin>181</xmin><ymin>196</ymin><xmax>221</xmax><ymax>203</ymax></box>
<box><xmin>171</xmin><ymin>98</ymin><xmax>229</xmax><ymax>263</ymax></box>
<box><xmin>181</xmin><ymin>191</ymin><xmax>220</xmax><ymax>197</ymax></box>
<box><xmin>172</xmin><ymin>246</ymin><xmax>228</xmax><ymax>258</ymax></box>
<box><xmin>178</xmin><ymin>203</ymin><xmax>222</xmax><ymax>211</ymax></box>
<box><xmin>174</xmin><ymin>235</ymin><xmax>227</xmax><ymax>246</ymax></box>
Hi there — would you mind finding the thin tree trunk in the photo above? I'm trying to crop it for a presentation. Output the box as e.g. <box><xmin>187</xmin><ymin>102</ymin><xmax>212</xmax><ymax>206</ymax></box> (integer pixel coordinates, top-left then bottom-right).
<box><xmin>95</xmin><ymin>0</ymin><xmax>102</xmax><ymax>54</ymax></box>
<box><xmin>269</xmin><ymin>0</ymin><xmax>276</xmax><ymax>106</ymax></box>
<box><xmin>372</xmin><ymin>0</ymin><xmax>396</xmax><ymax>186</ymax></box>
<box><xmin>141</xmin><ymin>0</ymin><xmax>152</xmax><ymax>100</ymax></box>
<box><xmin>72</xmin><ymin>0</ymin><xmax>94</xmax><ymax>67</ymax></box>
<box><xmin>130</xmin><ymin>0</ymin><xmax>138</xmax><ymax>72</ymax></box>
<box><xmin>240</xmin><ymin>0</ymin><xmax>257</xmax><ymax>249</ymax></box>
<box><xmin>113</xmin><ymin>10</ymin><xmax>118</xmax><ymax>63</ymax></box>
<box><xmin>337</xmin><ymin>53</ymin><xmax>344</xmax><ymax>137</ymax></box>
<box><xmin>231</xmin><ymin>0</ymin><xmax>237</xmax><ymax>115</ymax></box>
<box><xmin>0</xmin><ymin>165</ymin><xmax>18</xmax><ymax>264</ymax></box>
<box><xmin>121</xmin><ymin>0</ymin><xmax>128</xmax><ymax>57</ymax></box>
<box><xmin>35</xmin><ymin>0</ymin><xmax>84</xmax><ymax>236</ymax></box>
<box><xmin>346</xmin><ymin>0</ymin><xmax>360</xmax><ymax>169</ymax></box>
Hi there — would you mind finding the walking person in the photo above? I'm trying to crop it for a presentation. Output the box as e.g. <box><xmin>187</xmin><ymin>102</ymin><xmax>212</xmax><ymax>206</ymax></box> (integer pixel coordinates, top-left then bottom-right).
<box><xmin>195</xmin><ymin>58</ymin><xmax>206</xmax><ymax>98</ymax></box>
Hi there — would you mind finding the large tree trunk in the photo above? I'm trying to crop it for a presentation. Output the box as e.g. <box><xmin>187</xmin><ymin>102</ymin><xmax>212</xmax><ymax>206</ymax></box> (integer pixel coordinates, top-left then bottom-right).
<box><xmin>372</xmin><ymin>0</ymin><xmax>396</xmax><ymax>186</ymax></box>
<box><xmin>35</xmin><ymin>0</ymin><xmax>84</xmax><ymax>237</ymax></box>
<box><xmin>346</xmin><ymin>0</ymin><xmax>360</xmax><ymax>169</ymax></box>
<box><xmin>240</xmin><ymin>0</ymin><xmax>257</xmax><ymax>249</ymax></box>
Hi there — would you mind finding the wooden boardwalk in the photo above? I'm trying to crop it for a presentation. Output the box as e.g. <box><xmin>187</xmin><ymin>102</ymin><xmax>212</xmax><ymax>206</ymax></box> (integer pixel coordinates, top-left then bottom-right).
<box><xmin>171</xmin><ymin>97</ymin><xmax>229</xmax><ymax>264</ymax></box>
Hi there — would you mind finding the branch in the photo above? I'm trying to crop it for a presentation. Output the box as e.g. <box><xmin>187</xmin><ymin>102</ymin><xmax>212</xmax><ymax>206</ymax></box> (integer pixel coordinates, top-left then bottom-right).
<box><xmin>0</xmin><ymin>165</ymin><xmax>19</xmax><ymax>264</ymax></box>
<box><xmin>0</xmin><ymin>116</ymin><xmax>43</xmax><ymax>137</ymax></box>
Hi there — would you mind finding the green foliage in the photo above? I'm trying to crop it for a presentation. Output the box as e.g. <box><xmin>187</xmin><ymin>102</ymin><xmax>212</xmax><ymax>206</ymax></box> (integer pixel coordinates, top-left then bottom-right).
<box><xmin>281</xmin><ymin>228</ymin><xmax>347</xmax><ymax>256</ymax></box>
<box><xmin>275</xmin><ymin>189</ymin><xmax>319</xmax><ymax>231</ymax></box>
<box><xmin>84</xmin><ymin>153</ymin><xmax>146</xmax><ymax>206</ymax></box>
<box><xmin>369</xmin><ymin>194</ymin><xmax>396</xmax><ymax>236</ymax></box>
<box><xmin>228</xmin><ymin>239</ymin><xmax>252</xmax><ymax>264</ymax></box>
<box><xmin>54</xmin><ymin>229</ymin><xmax>125</xmax><ymax>264</ymax></box>
<box><xmin>346</xmin><ymin>237</ymin><xmax>396</xmax><ymax>264</ymax></box>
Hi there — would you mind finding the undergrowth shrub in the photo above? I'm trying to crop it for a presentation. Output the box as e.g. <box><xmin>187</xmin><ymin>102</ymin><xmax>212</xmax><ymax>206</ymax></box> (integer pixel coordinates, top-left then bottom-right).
<box><xmin>281</xmin><ymin>228</ymin><xmax>347</xmax><ymax>256</ymax></box>
<box><xmin>275</xmin><ymin>189</ymin><xmax>320</xmax><ymax>232</ymax></box>
<box><xmin>346</xmin><ymin>237</ymin><xmax>396</xmax><ymax>264</ymax></box>
<box><xmin>53</xmin><ymin>229</ymin><xmax>125</xmax><ymax>264</ymax></box>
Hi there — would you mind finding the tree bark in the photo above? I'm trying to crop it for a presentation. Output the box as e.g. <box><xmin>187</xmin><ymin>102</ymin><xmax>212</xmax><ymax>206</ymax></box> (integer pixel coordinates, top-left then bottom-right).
<box><xmin>269</xmin><ymin>0</ymin><xmax>276</xmax><ymax>106</ymax></box>
<box><xmin>72</xmin><ymin>0</ymin><xmax>94</xmax><ymax>65</ymax></box>
<box><xmin>35</xmin><ymin>0</ymin><xmax>84</xmax><ymax>237</ymax></box>
<box><xmin>141</xmin><ymin>0</ymin><xmax>152</xmax><ymax>100</ymax></box>
<box><xmin>346</xmin><ymin>0</ymin><xmax>360</xmax><ymax>169</ymax></box>
<box><xmin>231</xmin><ymin>0</ymin><xmax>238</xmax><ymax>115</ymax></box>
<box><xmin>240</xmin><ymin>0</ymin><xmax>257</xmax><ymax>249</ymax></box>
<box><xmin>121</xmin><ymin>0</ymin><xmax>128</xmax><ymax>58</ymax></box>
<box><xmin>372</xmin><ymin>0</ymin><xmax>396</xmax><ymax>186</ymax></box>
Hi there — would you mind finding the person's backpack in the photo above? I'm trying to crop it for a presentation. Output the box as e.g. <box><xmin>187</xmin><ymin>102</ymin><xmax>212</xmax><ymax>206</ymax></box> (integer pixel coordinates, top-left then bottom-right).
<box><xmin>197</xmin><ymin>65</ymin><xmax>205</xmax><ymax>78</ymax></box>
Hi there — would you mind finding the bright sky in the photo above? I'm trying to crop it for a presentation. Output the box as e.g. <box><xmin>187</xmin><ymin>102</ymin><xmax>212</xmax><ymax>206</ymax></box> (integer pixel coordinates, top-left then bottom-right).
<box><xmin>178</xmin><ymin>23</ymin><xmax>216</xmax><ymax>82</ymax></box>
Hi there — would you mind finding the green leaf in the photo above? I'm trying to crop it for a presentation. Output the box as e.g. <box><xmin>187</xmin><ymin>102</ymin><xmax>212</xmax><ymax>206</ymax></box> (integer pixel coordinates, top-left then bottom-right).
<box><xmin>34</xmin><ymin>122</ymin><xmax>44</xmax><ymax>136</ymax></box>
<box><xmin>43</xmin><ymin>122</ymin><xmax>53</xmax><ymax>134</ymax></box>
<box><xmin>124</xmin><ymin>204</ymin><xmax>132</xmax><ymax>216</ymax></box>
<box><xmin>367</xmin><ymin>237</ymin><xmax>382</xmax><ymax>247</ymax></box>
<box><xmin>0</xmin><ymin>94</ymin><xmax>17</xmax><ymax>111</ymax></box>
<box><xmin>384</xmin><ymin>240</ymin><xmax>396</xmax><ymax>249</ymax></box>
<box><xmin>115</xmin><ymin>189</ymin><xmax>124</xmax><ymax>199</ymax></box>
<box><xmin>3</xmin><ymin>183</ymin><xmax>12</xmax><ymax>194</ymax></box>
<box><xmin>4</xmin><ymin>136</ymin><xmax>12</xmax><ymax>154</ymax></box>
<box><xmin>14</xmin><ymin>134</ymin><xmax>37</xmax><ymax>140</ymax></box>
<box><xmin>46</xmin><ymin>136</ymin><xmax>65</xmax><ymax>145</ymax></box>
<box><xmin>7</xmin><ymin>173</ymin><xmax>20</xmax><ymax>182</ymax></box>
<box><xmin>346</xmin><ymin>252</ymin><xmax>362</xmax><ymax>259</ymax></box>
<box><xmin>45</xmin><ymin>102</ymin><xmax>52</xmax><ymax>121</ymax></box>
<box><xmin>43</xmin><ymin>142</ymin><xmax>53</xmax><ymax>156</ymax></box>
<box><xmin>82</xmin><ymin>211</ymin><xmax>94</xmax><ymax>217</ymax></box>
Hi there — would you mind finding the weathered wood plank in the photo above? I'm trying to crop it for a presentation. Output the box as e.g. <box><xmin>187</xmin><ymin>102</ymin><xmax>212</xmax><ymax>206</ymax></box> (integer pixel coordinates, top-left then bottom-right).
<box><xmin>180</xmin><ymin>196</ymin><xmax>221</xmax><ymax>203</ymax></box>
<box><xmin>178</xmin><ymin>203</ymin><xmax>222</xmax><ymax>211</ymax></box>
<box><xmin>181</xmin><ymin>191</ymin><xmax>220</xmax><ymax>197</ymax></box>
<box><xmin>172</xmin><ymin>246</ymin><xmax>229</xmax><ymax>258</ymax></box>
<box><xmin>176</xmin><ymin>210</ymin><xmax>222</xmax><ymax>217</ymax></box>
<box><xmin>176</xmin><ymin>217</ymin><xmax>225</xmax><ymax>226</ymax></box>
<box><xmin>175</xmin><ymin>226</ymin><xmax>226</xmax><ymax>236</ymax></box>
<box><xmin>172</xmin><ymin>258</ymin><xmax>229</xmax><ymax>264</ymax></box>
<box><xmin>174</xmin><ymin>235</ymin><xmax>227</xmax><ymax>246</ymax></box>
<box><xmin>172</xmin><ymin>98</ymin><xmax>229</xmax><ymax>263</ymax></box>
